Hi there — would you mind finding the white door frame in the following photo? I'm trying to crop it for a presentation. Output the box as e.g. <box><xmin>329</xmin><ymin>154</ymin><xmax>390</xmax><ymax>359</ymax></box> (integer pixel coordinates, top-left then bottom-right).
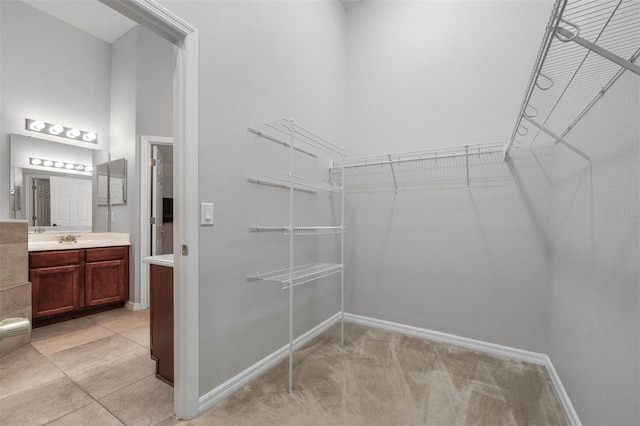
<box><xmin>139</xmin><ymin>135</ymin><xmax>173</xmax><ymax>312</ymax></box>
<box><xmin>100</xmin><ymin>0</ymin><xmax>200</xmax><ymax>419</ymax></box>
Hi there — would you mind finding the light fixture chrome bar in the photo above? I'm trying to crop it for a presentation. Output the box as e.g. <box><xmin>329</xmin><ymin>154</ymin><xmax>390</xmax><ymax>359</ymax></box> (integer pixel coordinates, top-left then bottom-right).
<box><xmin>388</xmin><ymin>155</ymin><xmax>398</xmax><ymax>193</ymax></box>
<box><xmin>26</xmin><ymin>119</ymin><xmax>98</xmax><ymax>144</ymax></box>
<box><xmin>560</xmin><ymin>48</ymin><xmax>640</xmax><ymax>139</ymax></box>
<box><xmin>555</xmin><ymin>27</ymin><xmax>640</xmax><ymax>76</ymax></box>
<box><xmin>504</xmin><ymin>0</ymin><xmax>569</xmax><ymax>159</ymax></box>
<box><xmin>248</xmin><ymin>127</ymin><xmax>317</xmax><ymax>158</ymax></box>
<box><xmin>522</xmin><ymin>116</ymin><xmax>591</xmax><ymax>164</ymax></box>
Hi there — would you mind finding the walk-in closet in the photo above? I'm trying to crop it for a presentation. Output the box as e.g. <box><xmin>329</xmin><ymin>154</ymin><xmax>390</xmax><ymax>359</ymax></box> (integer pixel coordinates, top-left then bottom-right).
<box><xmin>1</xmin><ymin>0</ymin><xmax>637</xmax><ymax>425</ymax></box>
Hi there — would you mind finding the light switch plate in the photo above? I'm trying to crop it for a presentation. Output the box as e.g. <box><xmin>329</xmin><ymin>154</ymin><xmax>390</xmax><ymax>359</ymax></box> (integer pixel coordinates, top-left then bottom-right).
<box><xmin>200</xmin><ymin>202</ymin><xmax>214</xmax><ymax>226</ymax></box>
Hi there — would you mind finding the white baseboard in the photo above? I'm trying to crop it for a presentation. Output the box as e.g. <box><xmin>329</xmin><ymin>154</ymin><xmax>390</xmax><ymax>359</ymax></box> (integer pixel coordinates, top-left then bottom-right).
<box><xmin>197</xmin><ymin>311</ymin><xmax>580</xmax><ymax>426</ymax></box>
<box><xmin>343</xmin><ymin>313</ymin><xmax>580</xmax><ymax>426</ymax></box>
<box><xmin>125</xmin><ymin>301</ymin><xmax>142</xmax><ymax>311</ymax></box>
<box><xmin>198</xmin><ymin>312</ymin><xmax>340</xmax><ymax>414</ymax></box>
<box><xmin>543</xmin><ymin>355</ymin><xmax>581</xmax><ymax>426</ymax></box>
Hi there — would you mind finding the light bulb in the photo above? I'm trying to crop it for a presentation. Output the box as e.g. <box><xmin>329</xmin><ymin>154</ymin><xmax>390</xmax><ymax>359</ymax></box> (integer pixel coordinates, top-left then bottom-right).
<box><xmin>75</xmin><ymin>165</ymin><xmax>85</xmax><ymax>171</ymax></box>
<box><xmin>54</xmin><ymin>162</ymin><xmax>64</xmax><ymax>168</ymax></box>
<box><xmin>31</xmin><ymin>158</ymin><xmax>42</xmax><ymax>165</ymax></box>
<box><xmin>83</xmin><ymin>132</ymin><xmax>97</xmax><ymax>142</ymax></box>
<box><xmin>65</xmin><ymin>163</ymin><xmax>75</xmax><ymax>170</ymax></box>
<box><xmin>29</xmin><ymin>120</ymin><xmax>45</xmax><ymax>131</ymax></box>
<box><xmin>66</xmin><ymin>128</ymin><xmax>81</xmax><ymax>138</ymax></box>
<box><xmin>43</xmin><ymin>160</ymin><xmax>53</xmax><ymax>167</ymax></box>
<box><xmin>49</xmin><ymin>124</ymin><xmax>63</xmax><ymax>135</ymax></box>
<box><xmin>85</xmin><ymin>166</ymin><xmax>93</xmax><ymax>172</ymax></box>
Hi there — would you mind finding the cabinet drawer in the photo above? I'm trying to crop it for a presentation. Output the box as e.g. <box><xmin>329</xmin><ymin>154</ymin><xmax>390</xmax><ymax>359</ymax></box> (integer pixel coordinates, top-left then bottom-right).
<box><xmin>30</xmin><ymin>250</ymin><xmax>82</xmax><ymax>269</ymax></box>
<box><xmin>86</xmin><ymin>247</ymin><xmax>126</xmax><ymax>262</ymax></box>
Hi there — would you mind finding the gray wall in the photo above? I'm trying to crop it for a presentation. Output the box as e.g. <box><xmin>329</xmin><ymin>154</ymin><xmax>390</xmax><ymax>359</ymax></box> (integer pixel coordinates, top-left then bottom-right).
<box><xmin>0</xmin><ymin>1</ymin><xmax>111</xmax><ymax>220</ymax></box>
<box><xmin>549</xmin><ymin>73</ymin><xmax>639</xmax><ymax>426</ymax></box>
<box><xmin>110</xmin><ymin>25</ymin><xmax>174</xmax><ymax>304</ymax></box>
<box><xmin>343</xmin><ymin>0</ymin><xmax>554</xmax><ymax>352</ymax></box>
<box><xmin>160</xmin><ymin>0</ymin><xmax>347</xmax><ymax>396</ymax></box>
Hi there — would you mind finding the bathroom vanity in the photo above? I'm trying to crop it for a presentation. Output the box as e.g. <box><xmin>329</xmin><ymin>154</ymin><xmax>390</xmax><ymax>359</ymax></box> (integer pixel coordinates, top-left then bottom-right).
<box><xmin>144</xmin><ymin>254</ymin><xmax>174</xmax><ymax>386</ymax></box>
<box><xmin>28</xmin><ymin>233</ymin><xmax>130</xmax><ymax>327</ymax></box>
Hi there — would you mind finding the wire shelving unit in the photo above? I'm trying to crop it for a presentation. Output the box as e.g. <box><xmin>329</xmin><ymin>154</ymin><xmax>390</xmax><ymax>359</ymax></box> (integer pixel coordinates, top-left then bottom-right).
<box><xmin>330</xmin><ymin>142</ymin><xmax>505</xmax><ymax>192</ymax></box>
<box><xmin>247</xmin><ymin>118</ymin><xmax>345</xmax><ymax>394</ymax></box>
<box><xmin>504</xmin><ymin>0</ymin><xmax>640</xmax><ymax>162</ymax></box>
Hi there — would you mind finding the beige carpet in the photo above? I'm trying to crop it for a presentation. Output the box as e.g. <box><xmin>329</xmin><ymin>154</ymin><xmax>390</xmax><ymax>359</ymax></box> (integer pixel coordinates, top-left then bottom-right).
<box><xmin>185</xmin><ymin>323</ymin><xmax>568</xmax><ymax>425</ymax></box>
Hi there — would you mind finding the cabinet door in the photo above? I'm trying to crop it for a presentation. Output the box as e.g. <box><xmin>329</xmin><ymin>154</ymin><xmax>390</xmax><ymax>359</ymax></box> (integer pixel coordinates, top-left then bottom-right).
<box><xmin>85</xmin><ymin>260</ymin><xmax>126</xmax><ymax>307</ymax></box>
<box><xmin>31</xmin><ymin>265</ymin><xmax>81</xmax><ymax>318</ymax></box>
<box><xmin>150</xmin><ymin>264</ymin><xmax>174</xmax><ymax>385</ymax></box>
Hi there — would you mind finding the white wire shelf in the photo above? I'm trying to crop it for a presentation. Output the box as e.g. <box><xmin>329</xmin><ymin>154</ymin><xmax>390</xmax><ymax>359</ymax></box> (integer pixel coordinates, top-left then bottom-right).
<box><xmin>331</xmin><ymin>142</ymin><xmax>504</xmax><ymax>170</ymax></box>
<box><xmin>249</xmin><ymin>226</ymin><xmax>343</xmax><ymax>235</ymax></box>
<box><xmin>505</xmin><ymin>0</ymin><xmax>640</xmax><ymax>161</ymax></box>
<box><xmin>247</xmin><ymin>262</ymin><xmax>342</xmax><ymax>288</ymax></box>
<box><xmin>248</xmin><ymin>174</ymin><xmax>341</xmax><ymax>193</ymax></box>
<box><xmin>249</xmin><ymin>119</ymin><xmax>344</xmax><ymax>157</ymax></box>
<box><xmin>247</xmin><ymin>176</ymin><xmax>316</xmax><ymax>194</ymax></box>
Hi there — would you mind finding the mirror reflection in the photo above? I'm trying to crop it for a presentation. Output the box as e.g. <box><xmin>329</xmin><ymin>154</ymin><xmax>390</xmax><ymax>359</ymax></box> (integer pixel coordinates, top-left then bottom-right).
<box><xmin>9</xmin><ymin>133</ymin><xmax>110</xmax><ymax>232</ymax></box>
<box><xmin>97</xmin><ymin>158</ymin><xmax>127</xmax><ymax>206</ymax></box>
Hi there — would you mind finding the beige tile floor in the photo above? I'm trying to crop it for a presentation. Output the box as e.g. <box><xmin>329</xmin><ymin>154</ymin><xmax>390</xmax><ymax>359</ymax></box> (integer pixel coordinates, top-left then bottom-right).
<box><xmin>0</xmin><ymin>308</ymin><xmax>176</xmax><ymax>426</ymax></box>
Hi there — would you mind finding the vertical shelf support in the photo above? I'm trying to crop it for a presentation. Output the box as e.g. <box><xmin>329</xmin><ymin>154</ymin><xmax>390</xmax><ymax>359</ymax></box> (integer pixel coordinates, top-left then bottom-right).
<box><xmin>465</xmin><ymin>145</ymin><xmax>470</xmax><ymax>190</ymax></box>
<box><xmin>340</xmin><ymin>166</ymin><xmax>345</xmax><ymax>350</ymax></box>
<box><xmin>288</xmin><ymin>119</ymin><xmax>295</xmax><ymax>394</ymax></box>
<box><xmin>388</xmin><ymin>155</ymin><xmax>398</xmax><ymax>193</ymax></box>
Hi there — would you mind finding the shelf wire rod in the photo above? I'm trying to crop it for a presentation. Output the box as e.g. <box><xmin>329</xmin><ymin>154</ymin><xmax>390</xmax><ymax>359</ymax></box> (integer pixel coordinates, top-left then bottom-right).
<box><xmin>248</xmin><ymin>127</ymin><xmax>317</xmax><ymax>158</ymax></box>
<box><xmin>564</xmin><ymin>0</ymin><xmax>619</xmax><ymax>19</ymax></box>
<box><xmin>504</xmin><ymin>0</ymin><xmax>569</xmax><ymax>159</ymax></box>
<box><xmin>264</xmin><ymin>122</ymin><xmax>341</xmax><ymax>156</ymax></box>
<box><xmin>565</xmin><ymin>0</ymin><xmax>605</xmax><ymax>12</ymax></box>
<box><xmin>528</xmin><ymin>0</ymin><xmax>624</xmax><ymax>147</ymax></box>
<box><xmin>559</xmin><ymin>47</ymin><xmax>640</xmax><ymax>140</ymax></box>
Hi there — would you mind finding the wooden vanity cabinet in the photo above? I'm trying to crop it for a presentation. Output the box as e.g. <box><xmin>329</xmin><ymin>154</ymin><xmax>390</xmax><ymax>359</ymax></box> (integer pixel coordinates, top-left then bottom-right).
<box><xmin>30</xmin><ymin>250</ymin><xmax>83</xmax><ymax>318</ymax></box>
<box><xmin>85</xmin><ymin>247</ymin><xmax>129</xmax><ymax>307</ymax></box>
<box><xmin>29</xmin><ymin>246</ymin><xmax>129</xmax><ymax>325</ymax></box>
<box><xmin>150</xmin><ymin>263</ymin><xmax>174</xmax><ymax>386</ymax></box>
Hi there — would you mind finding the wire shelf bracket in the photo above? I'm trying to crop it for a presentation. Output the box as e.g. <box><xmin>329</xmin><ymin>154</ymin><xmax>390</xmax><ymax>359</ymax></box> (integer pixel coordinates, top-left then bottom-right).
<box><xmin>522</xmin><ymin>116</ymin><xmax>591</xmax><ymax>165</ymax></box>
<box><xmin>555</xmin><ymin>25</ymin><xmax>640</xmax><ymax>77</ymax></box>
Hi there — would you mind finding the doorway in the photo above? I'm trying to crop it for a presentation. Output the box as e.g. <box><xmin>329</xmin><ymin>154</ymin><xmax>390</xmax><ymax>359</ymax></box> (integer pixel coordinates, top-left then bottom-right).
<box><xmin>101</xmin><ymin>1</ymin><xmax>201</xmax><ymax>418</ymax></box>
<box><xmin>140</xmin><ymin>135</ymin><xmax>173</xmax><ymax>311</ymax></box>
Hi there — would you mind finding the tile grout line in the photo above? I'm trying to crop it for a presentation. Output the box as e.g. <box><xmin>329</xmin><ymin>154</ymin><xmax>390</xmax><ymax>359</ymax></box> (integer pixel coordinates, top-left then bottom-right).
<box><xmin>34</xmin><ymin>313</ymin><xmax>152</xmax><ymax>426</ymax></box>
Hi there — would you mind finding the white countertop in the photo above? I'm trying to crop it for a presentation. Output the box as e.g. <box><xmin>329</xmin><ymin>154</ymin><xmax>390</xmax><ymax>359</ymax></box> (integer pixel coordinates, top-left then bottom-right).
<box><xmin>143</xmin><ymin>254</ymin><xmax>174</xmax><ymax>267</ymax></box>
<box><xmin>28</xmin><ymin>232</ymin><xmax>131</xmax><ymax>252</ymax></box>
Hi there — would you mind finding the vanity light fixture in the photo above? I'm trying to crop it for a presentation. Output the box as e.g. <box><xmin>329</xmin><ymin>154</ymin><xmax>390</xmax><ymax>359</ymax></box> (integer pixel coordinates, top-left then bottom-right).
<box><xmin>25</xmin><ymin>119</ymin><xmax>98</xmax><ymax>144</ymax></box>
<box><xmin>29</xmin><ymin>157</ymin><xmax>92</xmax><ymax>174</ymax></box>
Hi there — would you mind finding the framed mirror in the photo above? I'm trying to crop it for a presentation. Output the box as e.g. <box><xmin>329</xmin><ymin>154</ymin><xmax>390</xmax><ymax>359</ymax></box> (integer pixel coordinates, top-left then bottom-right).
<box><xmin>97</xmin><ymin>158</ymin><xmax>127</xmax><ymax>206</ymax></box>
<box><xmin>9</xmin><ymin>133</ymin><xmax>110</xmax><ymax>232</ymax></box>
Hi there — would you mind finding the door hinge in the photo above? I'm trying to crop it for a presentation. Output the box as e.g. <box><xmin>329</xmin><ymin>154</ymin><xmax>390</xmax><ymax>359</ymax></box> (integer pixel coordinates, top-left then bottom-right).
<box><xmin>32</xmin><ymin>185</ymin><xmax>37</xmax><ymax>190</ymax></box>
<box><xmin>150</xmin><ymin>217</ymin><xmax>156</xmax><ymax>225</ymax></box>
<box><xmin>150</xmin><ymin>158</ymin><xmax>157</xmax><ymax>167</ymax></box>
